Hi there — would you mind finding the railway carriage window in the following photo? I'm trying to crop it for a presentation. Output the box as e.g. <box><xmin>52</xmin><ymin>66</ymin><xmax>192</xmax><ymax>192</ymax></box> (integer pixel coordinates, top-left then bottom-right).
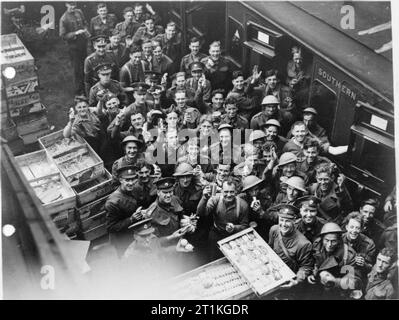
<box><xmin>227</xmin><ymin>18</ymin><xmax>243</xmax><ymax>64</ymax></box>
<box><xmin>309</xmin><ymin>80</ymin><xmax>337</xmax><ymax>138</ymax></box>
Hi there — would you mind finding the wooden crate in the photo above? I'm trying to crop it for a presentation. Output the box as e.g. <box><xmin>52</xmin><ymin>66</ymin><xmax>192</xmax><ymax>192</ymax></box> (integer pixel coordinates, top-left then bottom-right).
<box><xmin>20</xmin><ymin>128</ymin><xmax>52</xmax><ymax>145</ymax></box>
<box><xmin>5</xmin><ymin>76</ymin><xmax>39</xmax><ymax>98</ymax></box>
<box><xmin>10</xmin><ymin>101</ymin><xmax>45</xmax><ymax>118</ymax></box>
<box><xmin>81</xmin><ymin>211</ymin><xmax>107</xmax><ymax>233</ymax></box>
<box><xmin>29</xmin><ymin>173</ymin><xmax>76</xmax><ymax>215</ymax></box>
<box><xmin>54</xmin><ymin>143</ymin><xmax>104</xmax><ymax>187</ymax></box>
<box><xmin>73</xmin><ymin>169</ymin><xmax>115</xmax><ymax>207</ymax></box>
<box><xmin>7</xmin><ymin>92</ymin><xmax>40</xmax><ymax>110</ymax></box>
<box><xmin>1</xmin><ymin>34</ymin><xmax>36</xmax><ymax>85</ymax></box>
<box><xmin>38</xmin><ymin>129</ymin><xmax>84</xmax><ymax>156</ymax></box>
<box><xmin>15</xmin><ymin>149</ymin><xmax>59</xmax><ymax>181</ymax></box>
<box><xmin>76</xmin><ymin>194</ymin><xmax>109</xmax><ymax>221</ymax></box>
<box><xmin>169</xmin><ymin>257</ymin><xmax>253</xmax><ymax>300</ymax></box>
<box><xmin>15</xmin><ymin>112</ymin><xmax>49</xmax><ymax>135</ymax></box>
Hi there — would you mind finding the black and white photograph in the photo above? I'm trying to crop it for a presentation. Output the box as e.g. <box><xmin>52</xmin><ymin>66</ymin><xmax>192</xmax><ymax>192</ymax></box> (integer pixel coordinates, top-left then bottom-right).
<box><xmin>0</xmin><ymin>0</ymin><xmax>398</xmax><ymax>304</ymax></box>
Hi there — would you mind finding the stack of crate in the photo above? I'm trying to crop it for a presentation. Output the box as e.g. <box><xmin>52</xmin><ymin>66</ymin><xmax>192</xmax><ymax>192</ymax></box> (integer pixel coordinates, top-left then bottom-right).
<box><xmin>1</xmin><ymin>33</ymin><xmax>50</xmax><ymax>149</ymax></box>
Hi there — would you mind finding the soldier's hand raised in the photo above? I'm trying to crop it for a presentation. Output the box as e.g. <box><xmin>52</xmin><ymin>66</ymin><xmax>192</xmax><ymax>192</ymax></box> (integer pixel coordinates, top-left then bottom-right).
<box><xmin>68</xmin><ymin>108</ymin><xmax>75</xmax><ymax>122</ymax></box>
<box><xmin>203</xmin><ymin>185</ymin><xmax>212</xmax><ymax>199</ymax></box>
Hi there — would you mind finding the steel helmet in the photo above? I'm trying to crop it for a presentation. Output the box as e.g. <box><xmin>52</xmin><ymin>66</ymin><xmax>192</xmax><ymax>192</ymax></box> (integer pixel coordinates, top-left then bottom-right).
<box><xmin>319</xmin><ymin>222</ymin><xmax>344</xmax><ymax>236</ymax></box>
<box><xmin>277</xmin><ymin>152</ymin><xmax>297</xmax><ymax>167</ymax></box>
<box><xmin>261</xmin><ymin>95</ymin><xmax>280</xmax><ymax>105</ymax></box>
<box><xmin>264</xmin><ymin>119</ymin><xmax>281</xmax><ymax>128</ymax></box>
<box><xmin>242</xmin><ymin>175</ymin><xmax>263</xmax><ymax>192</ymax></box>
<box><xmin>249</xmin><ymin>130</ymin><xmax>267</xmax><ymax>142</ymax></box>
<box><xmin>285</xmin><ymin>176</ymin><xmax>306</xmax><ymax>193</ymax></box>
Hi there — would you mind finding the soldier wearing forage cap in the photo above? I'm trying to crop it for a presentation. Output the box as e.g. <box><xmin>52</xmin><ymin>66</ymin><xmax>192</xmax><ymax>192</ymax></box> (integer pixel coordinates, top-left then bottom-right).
<box><xmin>268</xmin><ymin>204</ymin><xmax>314</xmax><ymax>290</ymax></box>
<box><xmin>105</xmin><ymin>165</ymin><xmax>142</xmax><ymax>257</ymax></box>
<box><xmin>84</xmin><ymin>35</ymin><xmax>118</xmax><ymax>96</ymax></box>
<box><xmin>294</xmin><ymin>195</ymin><xmax>326</xmax><ymax>242</ymax></box>
<box><xmin>145</xmin><ymin>177</ymin><xmax>190</xmax><ymax>240</ymax></box>
<box><xmin>122</xmin><ymin>82</ymin><xmax>154</xmax><ymax>125</ymax></box>
<box><xmin>89</xmin><ymin>63</ymin><xmax>128</xmax><ymax>107</ymax></box>
<box><xmin>185</xmin><ymin>61</ymin><xmax>212</xmax><ymax>103</ymax></box>
<box><xmin>309</xmin><ymin>222</ymin><xmax>362</xmax><ymax>299</ymax></box>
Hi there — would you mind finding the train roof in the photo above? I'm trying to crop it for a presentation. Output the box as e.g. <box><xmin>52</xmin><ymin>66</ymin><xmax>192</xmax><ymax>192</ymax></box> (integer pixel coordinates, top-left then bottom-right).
<box><xmin>241</xmin><ymin>1</ymin><xmax>394</xmax><ymax>103</ymax></box>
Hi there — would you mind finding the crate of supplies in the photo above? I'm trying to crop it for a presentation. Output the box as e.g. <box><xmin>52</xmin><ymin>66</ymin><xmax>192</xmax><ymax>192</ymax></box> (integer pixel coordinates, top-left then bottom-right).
<box><xmin>15</xmin><ymin>112</ymin><xmax>49</xmax><ymax>136</ymax></box>
<box><xmin>73</xmin><ymin>169</ymin><xmax>115</xmax><ymax>207</ymax></box>
<box><xmin>38</xmin><ymin>130</ymin><xmax>84</xmax><ymax>157</ymax></box>
<box><xmin>169</xmin><ymin>257</ymin><xmax>252</xmax><ymax>300</ymax></box>
<box><xmin>218</xmin><ymin>227</ymin><xmax>296</xmax><ymax>297</ymax></box>
<box><xmin>1</xmin><ymin>34</ymin><xmax>36</xmax><ymax>85</ymax></box>
<box><xmin>15</xmin><ymin>149</ymin><xmax>58</xmax><ymax>181</ymax></box>
<box><xmin>53</xmin><ymin>143</ymin><xmax>104</xmax><ymax>186</ymax></box>
<box><xmin>29</xmin><ymin>173</ymin><xmax>76</xmax><ymax>215</ymax></box>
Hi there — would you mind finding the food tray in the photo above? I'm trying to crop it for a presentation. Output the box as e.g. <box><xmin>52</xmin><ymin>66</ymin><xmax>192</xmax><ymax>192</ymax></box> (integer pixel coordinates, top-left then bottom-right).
<box><xmin>15</xmin><ymin>149</ymin><xmax>59</xmax><ymax>181</ymax></box>
<box><xmin>169</xmin><ymin>257</ymin><xmax>252</xmax><ymax>300</ymax></box>
<box><xmin>38</xmin><ymin>130</ymin><xmax>84</xmax><ymax>157</ymax></box>
<box><xmin>218</xmin><ymin>227</ymin><xmax>296</xmax><ymax>297</ymax></box>
<box><xmin>29</xmin><ymin>173</ymin><xmax>76</xmax><ymax>215</ymax></box>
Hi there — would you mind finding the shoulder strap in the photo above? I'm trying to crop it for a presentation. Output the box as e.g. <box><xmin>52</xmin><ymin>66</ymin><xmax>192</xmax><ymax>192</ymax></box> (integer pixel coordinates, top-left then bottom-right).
<box><xmin>277</xmin><ymin>231</ymin><xmax>297</xmax><ymax>270</ymax></box>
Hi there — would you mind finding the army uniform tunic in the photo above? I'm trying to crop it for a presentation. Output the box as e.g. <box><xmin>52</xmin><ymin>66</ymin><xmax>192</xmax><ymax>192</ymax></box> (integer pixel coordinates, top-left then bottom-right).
<box><xmin>342</xmin><ymin>232</ymin><xmax>376</xmax><ymax>275</ymax></box>
<box><xmin>84</xmin><ymin>52</ymin><xmax>118</xmax><ymax>95</ymax></box>
<box><xmin>114</xmin><ymin>21</ymin><xmax>141</xmax><ymax>41</ymax></box>
<box><xmin>132</xmin><ymin>25</ymin><xmax>164</xmax><ymax>45</ymax></box>
<box><xmin>362</xmin><ymin>219</ymin><xmax>386</xmax><ymax>246</ymax></box>
<box><xmin>89</xmin><ymin>14</ymin><xmax>117</xmax><ymax>37</ymax></box>
<box><xmin>146</xmin><ymin>197</ymin><xmax>184</xmax><ymax>237</ymax></box>
<box><xmin>131</xmin><ymin>178</ymin><xmax>157</xmax><ymax>209</ymax></box>
<box><xmin>185</xmin><ymin>77</ymin><xmax>212</xmax><ymax>103</ymax></box>
<box><xmin>180</xmin><ymin>53</ymin><xmax>208</xmax><ymax>74</ymax></box>
<box><xmin>119</xmin><ymin>60</ymin><xmax>146</xmax><ymax>88</ymax></box>
<box><xmin>220</xmin><ymin>114</ymin><xmax>249</xmax><ymax>130</ymax></box>
<box><xmin>152</xmin><ymin>54</ymin><xmax>174</xmax><ymax>75</ymax></box>
<box><xmin>365</xmin><ymin>268</ymin><xmax>395</xmax><ymax>300</ymax></box>
<box><xmin>105</xmin><ymin>187</ymin><xmax>139</xmax><ymax>257</ymax></box>
<box><xmin>296</xmin><ymin>156</ymin><xmax>331</xmax><ymax>186</ymax></box>
<box><xmin>106</xmin><ymin>43</ymin><xmax>130</xmax><ymax>69</ymax></box>
<box><xmin>268</xmin><ymin>226</ymin><xmax>314</xmax><ymax>277</ymax></box>
<box><xmin>111</xmin><ymin>154</ymin><xmax>145</xmax><ymax>183</ymax></box>
<box><xmin>88</xmin><ymin>79</ymin><xmax>128</xmax><ymax>107</ymax></box>
<box><xmin>295</xmin><ymin>217</ymin><xmax>327</xmax><ymax>243</ymax></box>
<box><xmin>200</xmin><ymin>56</ymin><xmax>232</xmax><ymax>92</ymax></box>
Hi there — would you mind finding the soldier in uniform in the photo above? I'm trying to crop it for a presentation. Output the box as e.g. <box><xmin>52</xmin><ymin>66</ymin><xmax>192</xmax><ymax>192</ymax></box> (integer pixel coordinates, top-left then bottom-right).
<box><xmin>359</xmin><ymin>198</ymin><xmax>386</xmax><ymax>245</ymax></box>
<box><xmin>89</xmin><ymin>63</ymin><xmax>128</xmax><ymax>107</ymax></box>
<box><xmin>180</xmin><ymin>37</ymin><xmax>207</xmax><ymax>75</ymax></box>
<box><xmin>239</xmin><ymin>175</ymin><xmax>273</xmax><ymax>240</ymax></box>
<box><xmin>154</xmin><ymin>21</ymin><xmax>182</xmax><ymax>74</ymax></box>
<box><xmin>274</xmin><ymin>176</ymin><xmax>307</xmax><ymax>206</ymax></box>
<box><xmin>220</xmin><ymin>96</ymin><xmax>249</xmax><ymax>130</ymax></box>
<box><xmin>105</xmin><ymin>165</ymin><xmax>142</xmax><ymax>258</ymax></box>
<box><xmin>260</xmin><ymin>119</ymin><xmax>288</xmax><ymax>156</ymax></box>
<box><xmin>309</xmin><ymin>163</ymin><xmax>353</xmax><ymax>224</ymax></box>
<box><xmin>185</xmin><ymin>62</ymin><xmax>212</xmax><ymax>103</ymax></box>
<box><xmin>226</xmin><ymin>69</ymin><xmax>262</xmax><ymax>121</ymax></box>
<box><xmin>365</xmin><ymin>248</ymin><xmax>396</xmax><ymax>300</ymax></box>
<box><xmin>268</xmin><ymin>204</ymin><xmax>314</xmax><ymax>293</ymax></box>
<box><xmin>106</xmin><ymin>30</ymin><xmax>130</xmax><ymax>69</ymax></box>
<box><xmin>250</xmin><ymin>95</ymin><xmax>285</xmax><ymax>133</ymax></box>
<box><xmin>110</xmin><ymin>110</ymin><xmax>146</xmax><ymax>143</ymax></box>
<box><xmin>293</xmin><ymin>195</ymin><xmax>326</xmax><ymax>243</ymax></box>
<box><xmin>296</xmin><ymin>138</ymin><xmax>331</xmax><ymax>186</ymax></box>
<box><xmin>145</xmin><ymin>177</ymin><xmax>189</xmax><ymax>240</ymax></box>
<box><xmin>114</xmin><ymin>7</ymin><xmax>141</xmax><ymax>42</ymax></box>
<box><xmin>132</xmin><ymin>14</ymin><xmax>164</xmax><ymax>45</ymax></box>
<box><xmin>209</xmin><ymin>124</ymin><xmax>243</xmax><ymax>166</ymax></box>
<box><xmin>197</xmin><ymin>177</ymin><xmax>249</xmax><ymax>261</ymax></box>
<box><xmin>122</xmin><ymin>83</ymin><xmax>154</xmax><ymax>123</ymax></box>
<box><xmin>120</xmin><ymin>46</ymin><xmax>146</xmax><ymax>90</ymax></box>
<box><xmin>342</xmin><ymin>212</ymin><xmax>376</xmax><ymax>278</ymax></box>
<box><xmin>111</xmin><ymin>136</ymin><xmax>145</xmax><ymax>183</ymax></box>
<box><xmin>131</xmin><ymin>159</ymin><xmax>157</xmax><ymax>209</ymax></box>
<box><xmin>84</xmin><ymin>35</ymin><xmax>118</xmax><ymax>96</ymax></box>
<box><xmin>89</xmin><ymin>3</ymin><xmax>117</xmax><ymax>38</ymax></box>
<box><xmin>152</xmin><ymin>41</ymin><xmax>173</xmax><ymax>76</ymax></box>
<box><xmin>59</xmin><ymin>2</ymin><xmax>90</xmax><ymax>95</ymax></box>
<box><xmin>201</xmin><ymin>41</ymin><xmax>232</xmax><ymax>92</ymax></box>
<box><xmin>309</xmin><ymin>222</ymin><xmax>363</xmax><ymax>299</ymax></box>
